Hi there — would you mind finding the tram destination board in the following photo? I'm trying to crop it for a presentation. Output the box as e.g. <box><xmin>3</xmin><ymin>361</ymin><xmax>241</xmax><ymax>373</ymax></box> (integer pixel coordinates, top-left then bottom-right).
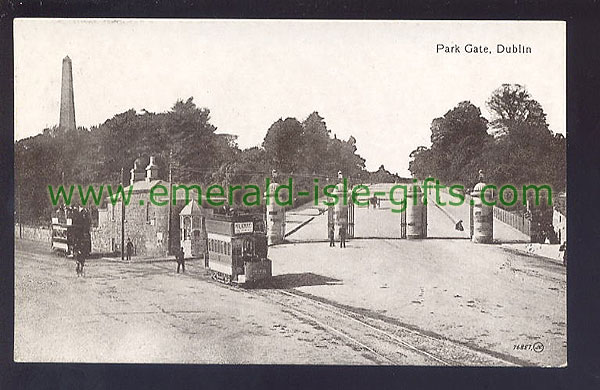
<box><xmin>234</xmin><ymin>221</ymin><xmax>254</xmax><ymax>234</ymax></box>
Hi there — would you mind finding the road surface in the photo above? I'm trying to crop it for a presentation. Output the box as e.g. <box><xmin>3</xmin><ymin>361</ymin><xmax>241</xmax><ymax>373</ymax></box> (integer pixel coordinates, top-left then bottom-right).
<box><xmin>14</xmin><ymin>184</ymin><xmax>566</xmax><ymax>365</ymax></box>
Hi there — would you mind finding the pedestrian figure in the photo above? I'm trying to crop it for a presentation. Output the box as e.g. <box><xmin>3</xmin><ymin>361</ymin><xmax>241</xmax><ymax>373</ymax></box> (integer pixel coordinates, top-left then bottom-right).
<box><xmin>339</xmin><ymin>226</ymin><xmax>346</xmax><ymax>248</ymax></box>
<box><xmin>559</xmin><ymin>241</ymin><xmax>567</xmax><ymax>267</ymax></box>
<box><xmin>370</xmin><ymin>196</ymin><xmax>377</xmax><ymax>209</ymax></box>
<box><xmin>328</xmin><ymin>225</ymin><xmax>335</xmax><ymax>247</ymax></box>
<box><xmin>177</xmin><ymin>246</ymin><xmax>186</xmax><ymax>273</ymax></box>
<box><xmin>376</xmin><ymin>197</ymin><xmax>381</xmax><ymax>208</ymax></box>
<box><xmin>75</xmin><ymin>248</ymin><xmax>85</xmax><ymax>277</ymax></box>
<box><xmin>455</xmin><ymin>220</ymin><xmax>464</xmax><ymax>231</ymax></box>
<box><xmin>126</xmin><ymin>238</ymin><xmax>134</xmax><ymax>261</ymax></box>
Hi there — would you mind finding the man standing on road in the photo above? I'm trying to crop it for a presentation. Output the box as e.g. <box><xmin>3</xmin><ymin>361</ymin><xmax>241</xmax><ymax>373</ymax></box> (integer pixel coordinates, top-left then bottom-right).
<box><xmin>176</xmin><ymin>246</ymin><xmax>186</xmax><ymax>273</ymax></box>
<box><xmin>328</xmin><ymin>225</ymin><xmax>335</xmax><ymax>247</ymax></box>
<box><xmin>339</xmin><ymin>226</ymin><xmax>346</xmax><ymax>248</ymax></box>
<box><xmin>126</xmin><ymin>238</ymin><xmax>134</xmax><ymax>261</ymax></box>
<box><xmin>75</xmin><ymin>247</ymin><xmax>85</xmax><ymax>277</ymax></box>
<box><xmin>559</xmin><ymin>241</ymin><xmax>567</xmax><ymax>267</ymax></box>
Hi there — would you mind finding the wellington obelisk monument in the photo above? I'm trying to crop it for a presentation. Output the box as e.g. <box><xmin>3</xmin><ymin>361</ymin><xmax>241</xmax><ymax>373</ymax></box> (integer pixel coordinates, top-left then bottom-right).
<box><xmin>59</xmin><ymin>56</ymin><xmax>76</xmax><ymax>131</ymax></box>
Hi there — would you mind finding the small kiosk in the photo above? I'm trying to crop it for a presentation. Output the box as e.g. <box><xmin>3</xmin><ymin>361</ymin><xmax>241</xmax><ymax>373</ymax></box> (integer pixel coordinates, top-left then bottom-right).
<box><xmin>179</xmin><ymin>202</ymin><xmax>206</xmax><ymax>258</ymax></box>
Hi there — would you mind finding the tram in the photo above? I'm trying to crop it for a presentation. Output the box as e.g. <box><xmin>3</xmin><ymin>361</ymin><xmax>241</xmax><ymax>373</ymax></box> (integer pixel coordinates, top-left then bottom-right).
<box><xmin>51</xmin><ymin>206</ymin><xmax>91</xmax><ymax>257</ymax></box>
<box><xmin>205</xmin><ymin>211</ymin><xmax>271</xmax><ymax>286</ymax></box>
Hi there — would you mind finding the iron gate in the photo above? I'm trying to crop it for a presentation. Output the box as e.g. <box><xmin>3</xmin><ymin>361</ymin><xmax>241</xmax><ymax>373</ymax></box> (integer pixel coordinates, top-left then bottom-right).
<box><xmin>400</xmin><ymin>209</ymin><xmax>407</xmax><ymax>238</ymax></box>
<box><xmin>469</xmin><ymin>201</ymin><xmax>474</xmax><ymax>238</ymax></box>
<box><xmin>347</xmin><ymin>200</ymin><xmax>355</xmax><ymax>238</ymax></box>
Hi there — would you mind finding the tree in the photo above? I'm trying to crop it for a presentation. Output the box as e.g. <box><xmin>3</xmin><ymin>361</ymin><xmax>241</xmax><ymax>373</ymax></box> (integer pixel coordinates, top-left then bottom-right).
<box><xmin>409</xmin><ymin>101</ymin><xmax>490</xmax><ymax>186</ymax></box>
<box><xmin>300</xmin><ymin>112</ymin><xmax>331</xmax><ymax>175</ymax></box>
<box><xmin>486</xmin><ymin>84</ymin><xmax>548</xmax><ymax>133</ymax></box>
<box><xmin>163</xmin><ymin>97</ymin><xmax>224</xmax><ymax>183</ymax></box>
<box><xmin>16</xmin><ymin>102</ymin><xmax>376</xmax><ymax>223</ymax></box>
<box><xmin>483</xmin><ymin>84</ymin><xmax>566</xmax><ymax>194</ymax></box>
<box><xmin>262</xmin><ymin>117</ymin><xmax>304</xmax><ymax>174</ymax></box>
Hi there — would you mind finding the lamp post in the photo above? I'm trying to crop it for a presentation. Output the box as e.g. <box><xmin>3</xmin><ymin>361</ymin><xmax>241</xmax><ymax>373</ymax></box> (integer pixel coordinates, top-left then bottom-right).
<box><xmin>121</xmin><ymin>167</ymin><xmax>125</xmax><ymax>260</ymax></box>
<box><xmin>167</xmin><ymin>150</ymin><xmax>173</xmax><ymax>256</ymax></box>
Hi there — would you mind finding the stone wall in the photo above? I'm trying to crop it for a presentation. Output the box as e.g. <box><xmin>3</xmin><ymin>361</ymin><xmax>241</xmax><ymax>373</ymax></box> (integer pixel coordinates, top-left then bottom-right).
<box><xmin>93</xmin><ymin>193</ymin><xmax>185</xmax><ymax>257</ymax></box>
<box><xmin>14</xmin><ymin>224</ymin><xmax>51</xmax><ymax>242</ymax></box>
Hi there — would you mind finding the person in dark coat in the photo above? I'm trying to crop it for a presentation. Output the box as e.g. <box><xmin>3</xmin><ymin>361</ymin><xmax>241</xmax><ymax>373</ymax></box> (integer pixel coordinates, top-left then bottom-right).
<box><xmin>126</xmin><ymin>238</ymin><xmax>134</xmax><ymax>261</ymax></box>
<box><xmin>370</xmin><ymin>196</ymin><xmax>377</xmax><ymax>209</ymax></box>
<box><xmin>455</xmin><ymin>220</ymin><xmax>464</xmax><ymax>231</ymax></box>
<box><xmin>75</xmin><ymin>247</ymin><xmax>85</xmax><ymax>277</ymax></box>
<box><xmin>339</xmin><ymin>226</ymin><xmax>346</xmax><ymax>248</ymax></box>
<box><xmin>328</xmin><ymin>225</ymin><xmax>335</xmax><ymax>247</ymax></box>
<box><xmin>559</xmin><ymin>241</ymin><xmax>567</xmax><ymax>267</ymax></box>
<box><xmin>177</xmin><ymin>246</ymin><xmax>186</xmax><ymax>273</ymax></box>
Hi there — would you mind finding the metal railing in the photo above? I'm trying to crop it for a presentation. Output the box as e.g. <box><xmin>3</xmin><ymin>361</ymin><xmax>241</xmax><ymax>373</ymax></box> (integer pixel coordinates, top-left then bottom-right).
<box><xmin>493</xmin><ymin>207</ymin><xmax>531</xmax><ymax>236</ymax></box>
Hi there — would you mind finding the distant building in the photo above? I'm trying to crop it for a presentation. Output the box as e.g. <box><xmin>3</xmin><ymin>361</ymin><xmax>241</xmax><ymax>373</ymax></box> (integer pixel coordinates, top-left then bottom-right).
<box><xmin>92</xmin><ymin>156</ymin><xmax>203</xmax><ymax>257</ymax></box>
<box><xmin>553</xmin><ymin>192</ymin><xmax>567</xmax><ymax>245</ymax></box>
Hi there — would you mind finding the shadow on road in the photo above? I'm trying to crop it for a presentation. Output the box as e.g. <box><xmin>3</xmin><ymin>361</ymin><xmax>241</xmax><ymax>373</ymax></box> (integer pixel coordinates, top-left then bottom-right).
<box><xmin>260</xmin><ymin>272</ymin><xmax>342</xmax><ymax>289</ymax></box>
<box><xmin>494</xmin><ymin>239</ymin><xmax>531</xmax><ymax>244</ymax></box>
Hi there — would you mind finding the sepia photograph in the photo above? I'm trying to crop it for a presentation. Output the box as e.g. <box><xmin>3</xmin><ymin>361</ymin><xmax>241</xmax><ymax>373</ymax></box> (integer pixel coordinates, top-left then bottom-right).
<box><xmin>13</xmin><ymin>19</ymin><xmax>566</xmax><ymax>366</ymax></box>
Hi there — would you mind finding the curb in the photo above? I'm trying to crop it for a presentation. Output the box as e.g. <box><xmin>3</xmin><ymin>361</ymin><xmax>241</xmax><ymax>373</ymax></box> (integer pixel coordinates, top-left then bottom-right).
<box><xmin>500</xmin><ymin>245</ymin><xmax>564</xmax><ymax>265</ymax></box>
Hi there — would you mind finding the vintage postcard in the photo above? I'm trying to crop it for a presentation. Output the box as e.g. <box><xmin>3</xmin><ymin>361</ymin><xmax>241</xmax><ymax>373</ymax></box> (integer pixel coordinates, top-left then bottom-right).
<box><xmin>14</xmin><ymin>19</ymin><xmax>566</xmax><ymax>366</ymax></box>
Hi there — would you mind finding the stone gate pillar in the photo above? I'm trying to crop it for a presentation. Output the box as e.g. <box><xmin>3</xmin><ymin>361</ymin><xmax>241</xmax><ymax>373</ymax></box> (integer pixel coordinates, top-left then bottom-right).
<box><xmin>470</xmin><ymin>181</ymin><xmax>494</xmax><ymax>243</ymax></box>
<box><xmin>333</xmin><ymin>171</ymin><xmax>348</xmax><ymax>239</ymax></box>
<box><xmin>264</xmin><ymin>170</ymin><xmax>285</xmax><ymax>245</ymax></box>
<box><xmin>406</xmin><ymin>184</ymin><xmax>427</xmax><ymax>239</ymax></box>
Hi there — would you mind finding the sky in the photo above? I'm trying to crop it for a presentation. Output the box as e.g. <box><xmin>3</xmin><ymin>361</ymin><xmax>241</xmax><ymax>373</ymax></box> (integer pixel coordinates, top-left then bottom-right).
<box><xmin>14</xmin><ymin>19</ymin><xmax>565</xmax><ymax>176</ymax></box>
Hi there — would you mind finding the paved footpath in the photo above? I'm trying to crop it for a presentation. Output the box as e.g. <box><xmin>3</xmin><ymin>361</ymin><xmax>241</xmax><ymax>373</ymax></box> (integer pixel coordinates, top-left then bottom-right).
<box><xmin>274</xmin><ymin>184</ymin><xmax>566</xmax><ymax>366</ymax></box>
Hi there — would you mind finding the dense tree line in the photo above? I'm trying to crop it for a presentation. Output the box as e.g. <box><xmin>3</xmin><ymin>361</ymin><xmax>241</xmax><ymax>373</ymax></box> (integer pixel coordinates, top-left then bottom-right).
<box><xmin>409</xmin><ymin>84</ymin><xmax>566</xmax><ymax>209</ymax></box>
<box><xmin>15</xmin><ymin>99</ymin><xmax>389</xmax><ymax>224</ymax></box>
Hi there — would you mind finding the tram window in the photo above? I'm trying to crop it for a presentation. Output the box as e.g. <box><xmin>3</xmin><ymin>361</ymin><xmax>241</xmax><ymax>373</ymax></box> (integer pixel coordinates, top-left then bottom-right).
<box><xmin>183</xmin><ymin>217</ymin><xmax>191</xmax><ymax>239</ymax></box>
<box><xmin>242</xmin><ymin>239</ymin><xmax>254</xmax><ymax>256</ymax></box>
<box><xmin>193</xmin><ymin>216</ymin><xmax>201</xmax><ymax>229</ymax></box>
<box><xmin>232</xmin><ymin>242</ymin><xmax>241</xmax><ymax>256</ymax></box>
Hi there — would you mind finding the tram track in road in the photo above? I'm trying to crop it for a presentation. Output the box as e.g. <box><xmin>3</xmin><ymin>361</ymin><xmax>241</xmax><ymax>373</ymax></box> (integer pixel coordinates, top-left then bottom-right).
<box><xmin>139</xmin><ymin>262</ymin><xmax>428</xmax><ymax>365</ymax></box>
<box><xmin>252</xmin><ymin>288</ymin><xmax>450</xmax><ymax>365</ymax></box>
<box><xmin>250</xmin><ymin>288</ymin><xmax>523</xmax><ymax>366</ymax></box>
<box><xmin>275</xmin><ymin>289</ymin><xmax>452</xmax><ymax>365</ymax></box>
<box><xmin>15</xmin><ymin>244</ymin><xmax>525</xmax><ymax>365</ymax></box>
<box><xmin>98</xmin><ymin>259</ymin><xmax>524</xmax><ymax>366</ymax></box>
